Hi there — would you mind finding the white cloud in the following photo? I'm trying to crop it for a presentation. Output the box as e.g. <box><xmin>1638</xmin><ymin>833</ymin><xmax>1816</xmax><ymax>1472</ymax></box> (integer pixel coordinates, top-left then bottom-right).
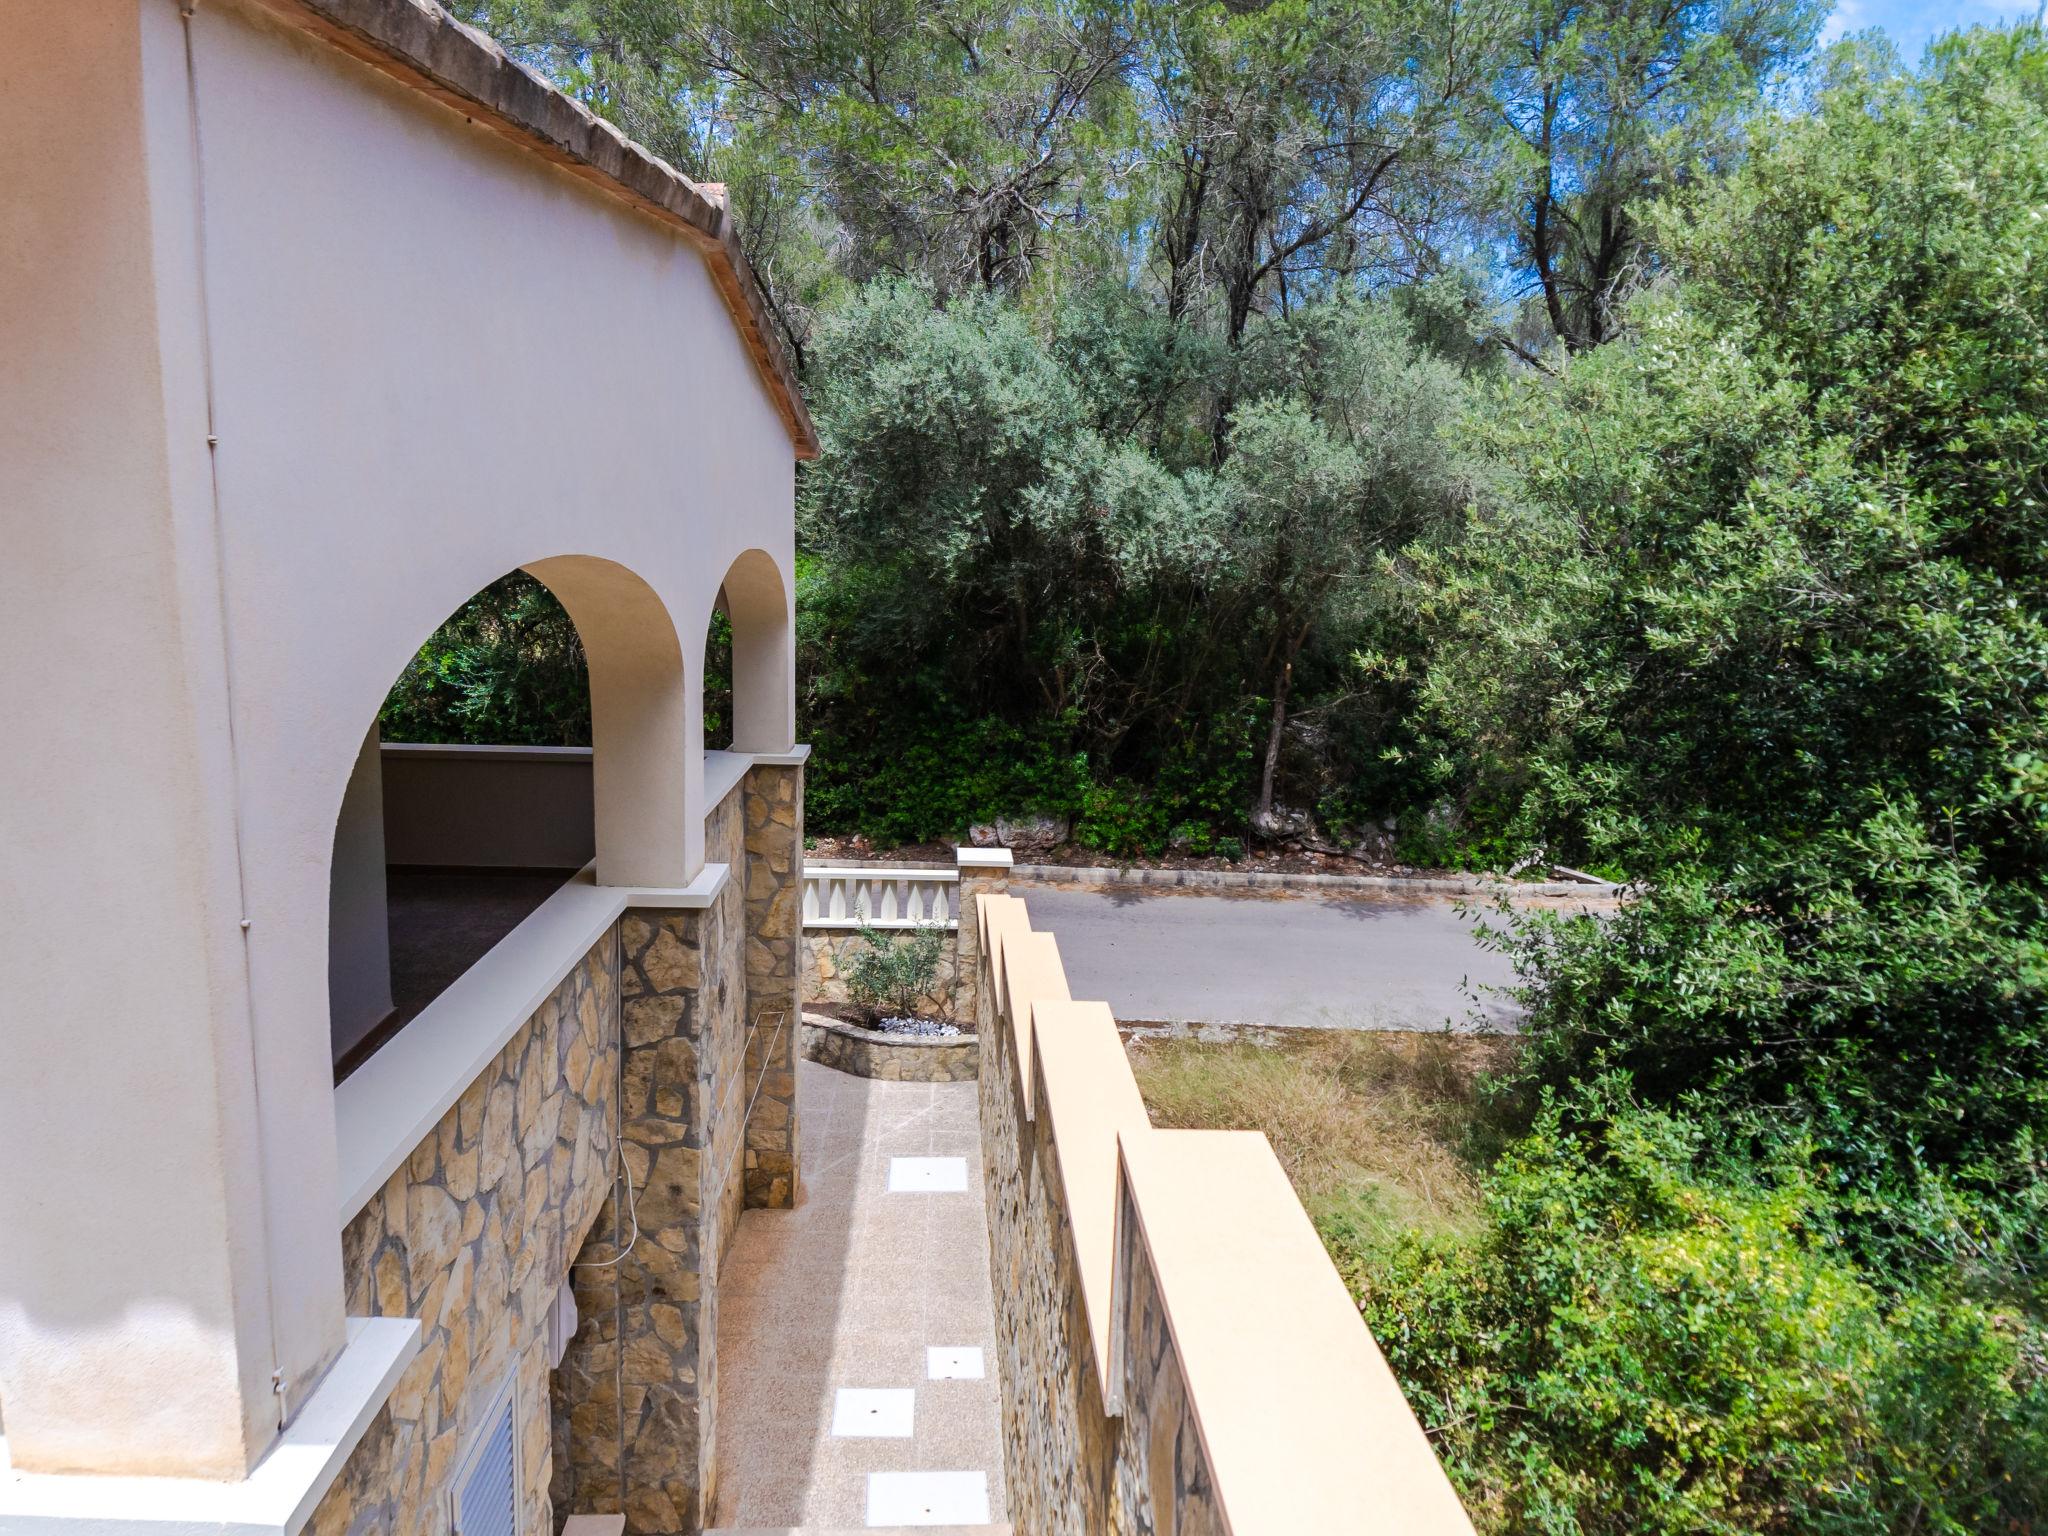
<box><xmin>1818</xmin><ymin>0</ymin><xmax>1868</xmax><ymax>46</ymax></box>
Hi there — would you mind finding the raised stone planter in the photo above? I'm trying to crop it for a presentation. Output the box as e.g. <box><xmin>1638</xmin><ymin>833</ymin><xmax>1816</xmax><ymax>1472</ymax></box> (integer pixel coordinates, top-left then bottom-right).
<box><xmin>800</xmin><ymin>1012</ymin><xmax>979</xmax><ymax>1083</ymax></box>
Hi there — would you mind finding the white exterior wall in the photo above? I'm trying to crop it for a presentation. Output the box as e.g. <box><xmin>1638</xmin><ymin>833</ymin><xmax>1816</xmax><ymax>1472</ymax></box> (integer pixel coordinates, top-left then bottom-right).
<box><xmin>0</xmin><ymin>3</ymin><xmax>289</xmax><ymax>1481</ymax></box>
<box><xmin>328</xmin><ymin>725</ymin><xmax>395</xmax><ymax>1064</ymax></box>
<box><xmin>0</xmin><ymin>0</ymin><xmax>798</xmax><ymax>1488</ymax></box>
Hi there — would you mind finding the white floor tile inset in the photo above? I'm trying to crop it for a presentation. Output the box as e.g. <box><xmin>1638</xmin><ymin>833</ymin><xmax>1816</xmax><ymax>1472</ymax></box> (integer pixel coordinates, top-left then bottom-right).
<box><xmin>926</xmin><ymin>1346</ymin><xmax>986</xmax><ymax>1380</ymax></box>
<box><xmin>831</xmin><ymin>1387</ymin><xmax>916</xmax><ymax>1438</ymax></box>
<box><xmin>866</xmin><ymin>1470</ymin><xmax>991</xmax><ymax>1526</ymax></box>
<box><xmin>887</xmin><ymin>1156</ymin><xmax>968</xmax><ymax>1192</ymax></box>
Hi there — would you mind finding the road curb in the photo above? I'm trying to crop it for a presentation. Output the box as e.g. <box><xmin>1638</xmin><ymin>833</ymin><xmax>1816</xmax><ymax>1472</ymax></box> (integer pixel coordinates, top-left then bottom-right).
<box><xmin>1008</xmin><ymin>862</ymin><xmax>1616</xmax><ymax>899</ymax></box>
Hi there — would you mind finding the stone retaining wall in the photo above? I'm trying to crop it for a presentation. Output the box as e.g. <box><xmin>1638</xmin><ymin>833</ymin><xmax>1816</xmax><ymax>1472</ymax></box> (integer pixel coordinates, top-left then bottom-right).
<box><xmin>972</xmin><ymin>893</ymin><xmax>1476</xmax><ymax>1536</ymax></box>
<box><xmin>799</xmin><ymin>853</ymin><xmax>1011</xmax><ymax>1021</ymax></box>
<box><xmin>311</xmin><ymin>931</ymin><xmax>620</xmax><ymax>1536</ymax></box>
<box><xmin>801</xmin><ymin>928</ymin><xmax>961</xmax><ymax>1016</ymax></box>
<box><xmin>800</xmin><ymin>1015</ymin><xmax>978</xmax><ymax>1083</ymax></box>
<box><xmin>976</xmin><ymin>948</ymin><xmax>1125</xmax><ymax>1534</ymax></box>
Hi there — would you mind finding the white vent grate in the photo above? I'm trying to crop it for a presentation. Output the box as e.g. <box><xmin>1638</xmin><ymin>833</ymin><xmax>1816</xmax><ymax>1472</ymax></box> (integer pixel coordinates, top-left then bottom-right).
<box><xmin>452</xmin><ymin>1379</ymin><xmax>519</xmax><ymax>1536</ymax></box>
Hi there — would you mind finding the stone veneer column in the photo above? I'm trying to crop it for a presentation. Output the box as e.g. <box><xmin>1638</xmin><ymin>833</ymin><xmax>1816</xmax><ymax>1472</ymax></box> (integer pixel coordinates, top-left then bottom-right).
<box><xmin>953</xmin><ymin>847</ymin><xmax>1013</xmax><ymax>1022</ymax></box>
<box><xmin>741</xmin><ymin>758</ymin><xmax>805</xmax><ymax>1207</ymax></box>
<box><xmin>559</xmin><ymin>859</ymin><xmax>746</xmax><ymax>1535</ymax></box>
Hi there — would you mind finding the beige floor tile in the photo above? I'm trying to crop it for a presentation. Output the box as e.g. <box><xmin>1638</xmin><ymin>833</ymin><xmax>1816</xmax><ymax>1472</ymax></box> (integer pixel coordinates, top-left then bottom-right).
<box><xmin>711</xmin><ymin>1060</ymin><xmax>1006</xmax><ymax>1529</ymax></box>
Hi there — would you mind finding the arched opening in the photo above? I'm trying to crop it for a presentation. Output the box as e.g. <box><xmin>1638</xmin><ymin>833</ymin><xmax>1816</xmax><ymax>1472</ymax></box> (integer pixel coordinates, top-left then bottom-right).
<box><xmin>713</xmin><ymin>548</ymin><xmax>794</xmax><ymax>754</ymax></box>
<box><xmin>704</xmin><ymin>594</ymin><xmax>733</xmax><ymax>750</ymax></box>
<box><xmin>327</xmin><ymin>557</ymin><xmax>687</xmax><ymax>1079</ymax></box>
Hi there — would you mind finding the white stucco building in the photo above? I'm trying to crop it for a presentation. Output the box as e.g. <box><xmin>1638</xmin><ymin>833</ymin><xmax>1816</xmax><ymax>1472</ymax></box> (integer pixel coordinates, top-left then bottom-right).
<box><xmin>2</xmin><ymin>3</ymin><xmax>817</xmax><ymax>1531</ymax></box>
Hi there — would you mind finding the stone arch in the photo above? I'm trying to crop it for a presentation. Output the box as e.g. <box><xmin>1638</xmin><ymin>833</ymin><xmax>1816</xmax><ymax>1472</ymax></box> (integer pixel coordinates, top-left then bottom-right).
<box><xmin>714</xmin><ymin>547</ymin><xmax>794</xmax><ymax>754</ymax></box>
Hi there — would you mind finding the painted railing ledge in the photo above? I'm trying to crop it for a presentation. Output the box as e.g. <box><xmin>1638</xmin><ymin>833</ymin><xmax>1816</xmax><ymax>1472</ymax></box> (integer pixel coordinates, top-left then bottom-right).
<box><xmin>334</xmin><ymin>861</ymin><xmax>730</xmax><ymax>1220</ymax></box>
<box><xmin>0</xmin><ymin>1316</ymin><xmax>421</xmax><ymax>1536</ymax></box>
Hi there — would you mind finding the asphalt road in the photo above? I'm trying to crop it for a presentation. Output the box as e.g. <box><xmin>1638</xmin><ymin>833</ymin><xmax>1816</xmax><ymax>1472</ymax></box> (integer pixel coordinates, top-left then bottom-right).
<box><xmin>1015</xmin><ymin>882</ymin><xmax>1535</xmax><ymax>1031</ymax></box>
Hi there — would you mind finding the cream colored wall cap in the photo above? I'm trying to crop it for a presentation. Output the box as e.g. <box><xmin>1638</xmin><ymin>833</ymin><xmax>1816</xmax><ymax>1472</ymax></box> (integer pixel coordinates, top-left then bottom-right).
<box><xmin>977</xmin><ymin>893</ymin><xmax>1031</xmax><ymax>1002</ymax></box>
<box><xmin>704</xmin><ymin>745</ymin><xmax>809</xmax><ymax>806</ymax></box>
<box><xmin>334</xmin><ymin>862</ymin><xmax>729</xmax><ymax>1219</ymax></box>
<box><xmin>1030</xmin><ymin>999</ymin><xmax>1150</xmax><ymax>1410</ymax></box>
<box><xmin>0</xmin><ymin>1316</ymin><xmax>420</xmax><ymax>1536</ymax></box>
<box><xmin>954</xmin><ymin>846</ymin><xmax>1014</xmax><ymax>869</ymax></box>
<box><xmin>999</xmin><ymin>927</ymin><xmax>1070</xmax><ymax>1116</ymax></box>
<box><xmin>703</xmin><ymin>748</ymin><xmax>752</xmax><ymax>814</ymax></box>
<box><xmin>1117</xmin><ymin>1130</ymin><xmax>1477</xmax><ymax>1536</ymax></box>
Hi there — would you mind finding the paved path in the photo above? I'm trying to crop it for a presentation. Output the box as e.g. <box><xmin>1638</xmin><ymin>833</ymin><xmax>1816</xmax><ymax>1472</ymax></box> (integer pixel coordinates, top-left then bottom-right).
<box><xmin>1016</xmin><ymin>882</ymin><xmax>1534</xmax><ymax>1031</ymax></box>
<box><xmin>713</xmin><ymin>1061</ymin><xmax>1006</xmax><ymax>1530</ymax></box>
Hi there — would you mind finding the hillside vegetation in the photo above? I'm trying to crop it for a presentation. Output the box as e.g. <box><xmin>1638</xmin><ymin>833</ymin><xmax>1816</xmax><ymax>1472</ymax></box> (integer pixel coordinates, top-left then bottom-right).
<box><xmin>389</xmin><ymin>7</ymin><xmax>2048</xmax><ymax>1529</ymax></box>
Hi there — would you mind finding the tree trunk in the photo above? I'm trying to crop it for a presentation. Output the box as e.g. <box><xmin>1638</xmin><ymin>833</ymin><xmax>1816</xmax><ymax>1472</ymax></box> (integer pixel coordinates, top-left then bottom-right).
<box><xmin>1256</xmin><ymin>654</ymin><xmax>1293</xmax><ymax>823</ymax></box>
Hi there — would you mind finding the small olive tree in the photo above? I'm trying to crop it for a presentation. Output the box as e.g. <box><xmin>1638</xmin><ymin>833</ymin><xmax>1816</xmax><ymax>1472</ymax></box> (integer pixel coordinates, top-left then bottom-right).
<box><xmin>843</xmin><ymin>915</ymin><xmax>948</xmax><ymax>1023</ymax></box>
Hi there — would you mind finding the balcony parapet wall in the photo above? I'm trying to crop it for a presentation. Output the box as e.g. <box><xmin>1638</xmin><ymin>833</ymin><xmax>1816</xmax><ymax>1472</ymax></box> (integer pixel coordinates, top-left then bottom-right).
<box><xmin>312</xmin><ymin>928</ymin><xmax>621</xmax><ymax>1536</ymax></box>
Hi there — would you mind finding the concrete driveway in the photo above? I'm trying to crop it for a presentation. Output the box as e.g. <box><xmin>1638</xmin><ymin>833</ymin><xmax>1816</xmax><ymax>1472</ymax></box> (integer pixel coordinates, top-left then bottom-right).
<box><xmin>1015</xmin><ymin>881</ymin><xmax>1539</xmax><ymax>1031</ymax></box>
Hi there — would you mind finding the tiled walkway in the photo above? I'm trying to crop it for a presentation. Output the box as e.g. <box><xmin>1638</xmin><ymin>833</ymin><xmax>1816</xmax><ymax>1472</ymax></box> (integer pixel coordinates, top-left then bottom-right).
<box><xmin>710</xmin><ymin>1060</ymin><xmax>1008</xmax><ymax>1529</ymax></box>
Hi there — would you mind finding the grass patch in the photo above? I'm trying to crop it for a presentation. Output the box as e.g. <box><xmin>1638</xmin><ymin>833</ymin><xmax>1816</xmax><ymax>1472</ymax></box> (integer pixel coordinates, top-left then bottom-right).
<box><xmin>1124</xmin><ymin>1028</ymin><xmax>1517</xmax><ymax>1252</ymax></box>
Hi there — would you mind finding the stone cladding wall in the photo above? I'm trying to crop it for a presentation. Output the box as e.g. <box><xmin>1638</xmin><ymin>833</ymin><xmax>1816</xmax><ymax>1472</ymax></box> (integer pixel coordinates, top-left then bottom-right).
<box><xmin>800</xmin><ymin>860</ymin><xmax>1008</xmax><ymax>1023</ymax></box>
<box><xmin>554</xmin><ymin>786</ymin><xmax>750</xmax><ymax>1536</ymax></box>
<box><xmin>800</xmin><ymin>1016</ymin><xmax>978</xmax><ymax>1083</ymax></box>
<box><xmin>740</xmin><ymin>763</ymin><xmax>802</xmax><ymax>1208</ymax></box>
<box><xmin>309</xmin><ymin>767</ymin><xmax>807</xmax><ymax>1536</ymax></box>
<box><xmin>310</xmin><ymin>932</ymin><xmax>620</xmax><ymax>1536</ymax></box>
<box><xmin>1110</xmin><ymin>1180</ymin><xmax>1226</xmax><ymax>1536</ymax></box>
<box><xmin>976</xmin><ymin>951</ymin><xmax>1118</xmax><ymax>1535</ymax></box>
<box><xmin>802</xmin><ymin>929</ymin><xmax>960</xmax><ymax>1015</ymax></box>
<box><xmin>972</xmin><ymin>919</ymin><xmax>1223</xmax><ymax>1536</ymax></box>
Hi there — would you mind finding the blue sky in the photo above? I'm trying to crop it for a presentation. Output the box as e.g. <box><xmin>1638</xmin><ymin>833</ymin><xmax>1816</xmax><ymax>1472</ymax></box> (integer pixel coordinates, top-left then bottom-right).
<box><xmin>1819</xmin><ymin>0</ymin><xmax>2042</xmax><ymax>62</ymax></box>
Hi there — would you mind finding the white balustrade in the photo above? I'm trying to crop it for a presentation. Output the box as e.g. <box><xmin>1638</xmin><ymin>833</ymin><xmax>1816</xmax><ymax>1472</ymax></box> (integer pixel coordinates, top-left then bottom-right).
<box><xmin>802</xmin><ymin>864</ymin><xmax>958</xmax><ymax>929</ymax></box>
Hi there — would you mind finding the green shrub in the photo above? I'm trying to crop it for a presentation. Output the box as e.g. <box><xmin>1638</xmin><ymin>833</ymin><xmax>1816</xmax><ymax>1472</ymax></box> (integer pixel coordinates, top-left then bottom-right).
<box><xmin>380</xmin><ymin>573</ymin><xmax>591</xmax><ymax>745</ymax></box>
<box><xmin>1351</xmin><ymin>1082</ymin><xmax>2048</xmax><ymax>1535</ymax></box>
<box><xmin>842</xmin><ymin>918</ymin><xmax>947</xmax><ymax>1021</ymax></box>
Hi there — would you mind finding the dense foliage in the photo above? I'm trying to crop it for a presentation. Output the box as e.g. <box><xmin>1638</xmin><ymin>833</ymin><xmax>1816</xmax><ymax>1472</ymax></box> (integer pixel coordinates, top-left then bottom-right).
<box><xmin>1358</xmin><ymin>1084</ymin><xmax>2047</xmax><ymax>1534</ymax></box>
<box><xmin>386</xmin><ymin>5</ymin><xmax>2048</xmax><ymax>1528</ymax></box>
<box><xmin>438</xmin><ymin>0</ymin><xmax>1828</xmax><ymax>854</ymax></box>
<box><xmin>1443</xmin><ymin>27</ymin><xmax>2048</xmax><ymax>1215</ymax></box>
<box><xmin>795</xmin><ymin>282</ymin><xmax>1484</xmax><ymax>846</ymax></box>
<box><xmin>1346</xmin><ymin>31</ymin><xmax>2048</xmax><ymax>1532</ymax></box>
<box><xmin>380</xmin><ymin>573</ymin><xmax>590</xmax><ymax>745</ymax></box>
